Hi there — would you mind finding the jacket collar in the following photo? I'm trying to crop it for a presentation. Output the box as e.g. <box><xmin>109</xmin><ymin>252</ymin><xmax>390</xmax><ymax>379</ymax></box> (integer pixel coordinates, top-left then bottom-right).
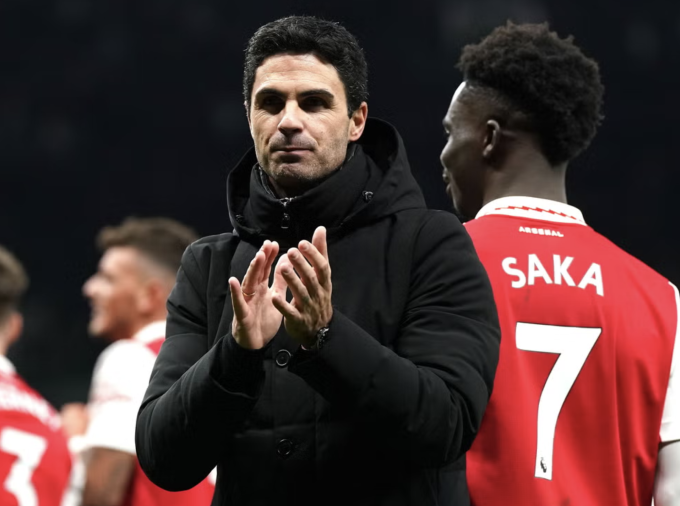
<box><xmin>227</xmin><ymin>118</ymin><xmax>426</xmax><ymax>246</ymax></box>
<box><xmin>476</xmin><ymin>196</ymin><xmax>586</xmax><ymax>225</ymax></box>
<box><xmin>243</xmin><ymin>144</ymin><xmax>372</xmax><ymax>241</ymax></box>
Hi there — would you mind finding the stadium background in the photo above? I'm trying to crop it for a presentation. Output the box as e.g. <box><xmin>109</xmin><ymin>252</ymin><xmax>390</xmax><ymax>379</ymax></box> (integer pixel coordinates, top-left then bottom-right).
<box><xmin>3</xmin><ymin>0</ymin><xmax>678</xmax><ymax>407</ymax></box>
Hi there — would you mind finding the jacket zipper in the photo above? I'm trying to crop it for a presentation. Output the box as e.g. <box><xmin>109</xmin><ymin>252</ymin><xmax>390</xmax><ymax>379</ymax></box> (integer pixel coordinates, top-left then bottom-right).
<box><xmin>280</xmin><ymin>197</ymin><xmax>294</xmax><ymax>229</ymax></box>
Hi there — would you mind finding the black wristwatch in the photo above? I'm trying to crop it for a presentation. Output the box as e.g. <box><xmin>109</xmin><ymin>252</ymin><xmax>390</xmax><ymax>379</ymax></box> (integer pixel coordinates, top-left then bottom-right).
<box><xmin>307</xmin><ymin>326</ymin><xmax>330</xmax><ymax>351</ymax></box>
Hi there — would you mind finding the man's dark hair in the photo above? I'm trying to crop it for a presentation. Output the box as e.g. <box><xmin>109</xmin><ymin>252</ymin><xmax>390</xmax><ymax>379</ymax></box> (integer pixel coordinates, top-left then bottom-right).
<box><xmin>0</xmin><ymin>246</ymin><xmax>28</xmax><ymax>323</ymax></box>
<box><xmin>243</xmin><ymin>16</ymin><xmax>368</xmax><ymax>116</ymax></box>
<box><xmin>457</xmin><ymin>21</ymin><xmax>604</xmax><ymax>165</ymax></box>
<box><xmin>96</xmin><ymin>217</ymin><xmax>198</xmax><ymax>275</ymax></box>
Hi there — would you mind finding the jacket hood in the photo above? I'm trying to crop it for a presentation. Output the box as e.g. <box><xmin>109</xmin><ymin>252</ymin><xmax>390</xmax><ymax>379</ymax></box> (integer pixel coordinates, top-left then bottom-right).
<box><xmin>226</xmin><ymin>118</ymin><xmax>426</xmax><ymax>246</ymax></box>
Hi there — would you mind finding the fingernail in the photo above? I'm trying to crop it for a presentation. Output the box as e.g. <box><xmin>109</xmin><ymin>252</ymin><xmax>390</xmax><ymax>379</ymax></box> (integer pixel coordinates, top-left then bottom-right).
<box><xmin>299</xmin><ymin>242</ymin><xmax>308</xmax><ymax>251</ymax></box>
<box><xmin>282</xmin><ymin>268</ymin><xmax>291</xmax><ymax>275</ymax></box>
<box><xmin>288</xmin><ymin>250</ymin><xmax>297</xmax><ymax>258</ymax></box>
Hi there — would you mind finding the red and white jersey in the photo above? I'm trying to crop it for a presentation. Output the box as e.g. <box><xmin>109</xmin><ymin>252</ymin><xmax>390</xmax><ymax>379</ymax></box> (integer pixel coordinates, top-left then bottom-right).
<box><xmin>465</xmin><ymin>196</ymin><xmax>679</xmax><ymax>506</ymax></box>
<box><xmin>0</xmin><ymin>355</ymin><xmax>71</xmax><ymax>506</ymax></box>
<box><xmin>85</xmin><ymin>321</ymin><xmax>215</xmax><ymax>506</ymax></box>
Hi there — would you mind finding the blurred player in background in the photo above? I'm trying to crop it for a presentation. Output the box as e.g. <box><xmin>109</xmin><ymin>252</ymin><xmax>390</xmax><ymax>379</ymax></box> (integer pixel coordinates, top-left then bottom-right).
<box><xmin>0</xmin><ymin>246</ymin><xmax>71</xmax><ymax>506</ymax></box>
<box><xmin>441</xmin><ymin>22</ymin><xmax>679</xmax><ymax>506</ymax></box>
<box><xmin>66</xmin><ymin>217</ymin><xmax>214</xmax><ymax>506</ymax></box>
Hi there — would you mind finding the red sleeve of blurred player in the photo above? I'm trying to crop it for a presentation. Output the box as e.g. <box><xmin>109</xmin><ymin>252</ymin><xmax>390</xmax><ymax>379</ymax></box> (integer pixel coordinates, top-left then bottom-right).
<box><xmin>464</xmin><ymin>197</ymin><xmax>678</xmax><ymax>506</ymax></box>
<box><xmin>0</xmin><ymin>357</ymin><xmax>71</xmax><ymax>506</ymax></box>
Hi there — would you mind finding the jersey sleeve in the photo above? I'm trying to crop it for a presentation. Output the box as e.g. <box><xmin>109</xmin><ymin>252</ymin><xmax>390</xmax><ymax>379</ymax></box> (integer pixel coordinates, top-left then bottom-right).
<box><xmin>661</xmin><ymin>282</ymin><xmax>680</xmax><ymax>443</ymax></box>
<box><xmin>85</xmin><ymin>341</ymin><xmax>156</xmax><ymax>454</ymax></box>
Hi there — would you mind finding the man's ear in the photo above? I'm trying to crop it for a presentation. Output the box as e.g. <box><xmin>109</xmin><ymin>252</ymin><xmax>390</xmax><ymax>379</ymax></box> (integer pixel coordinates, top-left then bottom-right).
<box><xmin>348</xmin><ymin>102</ymin><xmax>368</xmax><ymax>142</ymax></box>
<box><xmin>482</xmin><ymin>119</ymin><xmax>502</xmax><ymax>160</ymax></box>
<box><xmin>2</xmin><ymin>312</ymin><xmax>24</xmax><ymax>347</ymax></box>
<box><xmin>136</xmin><ymin>279</ymin><xmax>167</xmax><ymax>317</ymax></box>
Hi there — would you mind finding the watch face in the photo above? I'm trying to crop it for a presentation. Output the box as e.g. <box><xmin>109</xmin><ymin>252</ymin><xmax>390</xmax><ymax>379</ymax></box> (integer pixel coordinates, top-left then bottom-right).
<box><xmin>316</xmin><ymin>327</ymin><xmax>330</xmax><ymax>349</ymax></box>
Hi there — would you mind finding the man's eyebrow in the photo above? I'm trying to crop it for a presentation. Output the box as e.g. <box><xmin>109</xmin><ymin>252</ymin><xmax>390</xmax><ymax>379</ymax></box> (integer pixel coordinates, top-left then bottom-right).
<box><xmin>254</xmin><ymin>88</ymin><xmax>285</xmax><ymax>99</ymax></box>
<box><xmin>298</xmin><ymin>89</ymin><xmax>335</xmax><ymax>100</ymax></box>
<box><xmin>253</xmin><ymin>88</ymin><xmax>335</xmax><ymax>101</ymax></box>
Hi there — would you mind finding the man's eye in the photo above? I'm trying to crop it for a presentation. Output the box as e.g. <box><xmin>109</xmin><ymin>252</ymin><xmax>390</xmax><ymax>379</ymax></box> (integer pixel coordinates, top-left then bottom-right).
<box><xmin>304</xmin><ymin>97</ymin><xmax>326</xmax><ymax>108</ymax></box>
<box><xmin>258</xmin><ymin>96</ymin><xmax>285</xmax><ymax>110</ymax></box>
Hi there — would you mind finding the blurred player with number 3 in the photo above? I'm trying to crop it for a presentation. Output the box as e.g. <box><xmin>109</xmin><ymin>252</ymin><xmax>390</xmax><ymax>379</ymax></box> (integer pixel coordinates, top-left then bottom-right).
<box><xmin>0</xmin><ymin>246</ymin><xmax>71</xmax><ymax>506</ymax></box>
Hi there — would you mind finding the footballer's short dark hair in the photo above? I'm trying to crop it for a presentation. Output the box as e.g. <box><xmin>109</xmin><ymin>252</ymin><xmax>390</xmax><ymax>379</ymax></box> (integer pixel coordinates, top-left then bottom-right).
<box><xmin>457</xmin><ymin>21</ymin><xmax>604</xmax><ymax>165</ymax></box>
<box><xmin>96</xmin><ymin>217</ymin><xmax>197</xmax><ymax>276</ymax></box>
<box><xmin>0</xmin><ymin>246</ymin><xmax>28</xmax><ymax>323</ymax></box>
<box><xmin>243</xmin><ymin>15</ymin><xmax>368</xmax><ymax>116</ymax></box>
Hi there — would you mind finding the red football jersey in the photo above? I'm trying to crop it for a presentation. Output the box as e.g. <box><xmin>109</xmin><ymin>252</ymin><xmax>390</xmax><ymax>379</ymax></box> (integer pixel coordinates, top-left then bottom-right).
<box><xmin>0</xmin><ymin>356</ymin><xmax>71</xmax><ymax>506</ymax></box>
<box><xmin>85</xmin><ymin>322</ymin><xmax>215</xmax><ymax>506</ymax></box>
<box><xmin>465</xmin><ymin>197</ymin><xmax>679</xmax><ymax>506</ymax></box>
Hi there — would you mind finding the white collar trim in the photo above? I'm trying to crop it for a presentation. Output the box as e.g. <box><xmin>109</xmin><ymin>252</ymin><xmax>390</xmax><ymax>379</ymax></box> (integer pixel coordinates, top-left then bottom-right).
<box><xmin>0</xmin><ymin>355</ymin><xmax>16</xmax><ymax>376</ymax></box>
<box><xmin>132</xmin><ymin>321</ymin><xmax>166</xmax><ymax>344</ymax></box>
<box><xmin>476</xmin><ymin>196</ymin><xmax>587</xmax><ymax>225</ymax></box>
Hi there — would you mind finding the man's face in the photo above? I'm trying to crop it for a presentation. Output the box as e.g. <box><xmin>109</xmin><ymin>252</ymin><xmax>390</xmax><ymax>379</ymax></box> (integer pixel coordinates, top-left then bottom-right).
<box><xmin>248</xmin><ymin>53</ymin><xmax>364</xmax><ymax>191</ymax></box>
<box><xmin>440</xmin><ymin>83</ymin><xmax>486</xmax><ymax>220</ymax></box>
<box><xmin>83</xmin><ymin>247</ymin><xmax>146</xmax><ymax>341</ymax></box>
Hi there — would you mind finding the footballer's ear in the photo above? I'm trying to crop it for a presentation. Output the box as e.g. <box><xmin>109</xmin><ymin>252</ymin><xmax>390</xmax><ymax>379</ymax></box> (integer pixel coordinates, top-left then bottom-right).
<box><xmin>1</xmin><ymin>312</ymin><xmax>23</xmax><ymax>347</ymax></box>
<box><xmin>136</xmin><ymin>279</ymin><xmax>164</xmax><ymax>316</ymax></box>
<box><xmin>482</xmin><ymin>119</ymin><xmax>502</xmax><ymax>160</ymax></box>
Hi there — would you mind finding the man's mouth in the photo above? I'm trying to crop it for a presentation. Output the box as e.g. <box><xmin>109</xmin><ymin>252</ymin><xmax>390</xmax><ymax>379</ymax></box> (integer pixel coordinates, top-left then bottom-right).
<box><xmin>443</xmin><ymin>175</ymin><xmax>452</xmax><ymax>194</ymax></box>
<box><xmin>275</xmin><ymin>147</ymin><xmax>311</xmax><ymax>153</ymax></box>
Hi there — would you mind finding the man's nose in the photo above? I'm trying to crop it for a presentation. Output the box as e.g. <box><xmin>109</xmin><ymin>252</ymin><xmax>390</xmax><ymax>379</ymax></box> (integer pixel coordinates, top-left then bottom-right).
<box><xmin>83</xmin><ymin>276</ymin><xmax>96</xmax><ymax>297</ymax></box>
<box><xmin>277</xmin><ymin>101</ymin><xmax>304</xmax><ymax>134</ymax></box>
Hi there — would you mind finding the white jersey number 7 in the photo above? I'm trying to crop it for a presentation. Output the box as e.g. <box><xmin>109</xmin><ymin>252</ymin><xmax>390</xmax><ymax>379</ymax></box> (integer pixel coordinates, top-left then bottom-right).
<box><xmin>516</xmin><ymin>322</ymin><xmax>601</xmax><ymax>481</ymax></box>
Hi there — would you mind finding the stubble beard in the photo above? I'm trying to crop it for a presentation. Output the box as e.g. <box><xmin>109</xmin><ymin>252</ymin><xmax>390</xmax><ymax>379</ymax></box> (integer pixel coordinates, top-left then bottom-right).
<box><xmin>261</xmin><ymin>135</ymin><xmax>349</xmax><ymax>193</ymax></box>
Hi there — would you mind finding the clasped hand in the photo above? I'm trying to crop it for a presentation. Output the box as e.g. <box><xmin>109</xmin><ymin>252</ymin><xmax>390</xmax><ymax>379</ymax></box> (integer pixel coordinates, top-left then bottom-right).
<box><xmin>228</xmin><ymin>226</ymin><xmax>333</xmax><ymax>349</ymax></box>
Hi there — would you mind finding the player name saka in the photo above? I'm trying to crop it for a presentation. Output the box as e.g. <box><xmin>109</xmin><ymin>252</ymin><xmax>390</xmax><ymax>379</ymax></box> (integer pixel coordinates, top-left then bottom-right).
<box><xmin>502</xmin><ymin>254</ymin><xmax>603</xmax><ymax>296</ymax></box>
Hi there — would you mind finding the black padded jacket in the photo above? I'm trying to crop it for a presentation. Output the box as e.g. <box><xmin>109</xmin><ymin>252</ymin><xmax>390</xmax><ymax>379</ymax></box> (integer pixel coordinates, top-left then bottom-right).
<box><xmin>135</xmin><ymin>119</ymin><xmax>500</xmax><ymax>506</ymax></box>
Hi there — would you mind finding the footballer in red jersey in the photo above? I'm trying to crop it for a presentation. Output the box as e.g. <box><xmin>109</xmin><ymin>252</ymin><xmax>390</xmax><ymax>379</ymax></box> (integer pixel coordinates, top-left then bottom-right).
<box><xmin>441</xmin><ymin>22</ymin><xmax>679</xmax><ymax>506</ymax></box>
<box><xmin>0</xmin><ymin>246</ymin><xmax>72</xmax><ymax>506</ymax></box>
<box><xmin>64</xmin><ymin>218</ymin><xmax>215</xmax><ymax>506</ymax></box>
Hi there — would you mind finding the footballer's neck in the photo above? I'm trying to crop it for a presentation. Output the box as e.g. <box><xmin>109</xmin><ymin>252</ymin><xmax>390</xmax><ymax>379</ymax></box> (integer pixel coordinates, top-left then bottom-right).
<box><xmin>128</xmin><ymin>312</ymin><xmax>167</xmax><ymax>339</ymax></box>
<box><xmin>108</xmin><ymin>313</ymin><xmax>167</xmax><ymax>343</ymax></box>
<box><xmin>483</xmin><ymin>150</ymin><xmax>568</xmax><ymax>207</ymax></box>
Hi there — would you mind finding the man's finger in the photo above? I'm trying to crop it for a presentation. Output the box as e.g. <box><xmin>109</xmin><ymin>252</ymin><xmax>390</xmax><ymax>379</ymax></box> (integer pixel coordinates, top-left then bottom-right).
<box><xmin>241</xmin><ymin>250</ymin><xmax>265</xmax><ymax>294</ymax></box>
<box><xmin>277</xmin><ymin>259</ymin><xmax>311</xmax><ymax>306</ymax></box>
<box><xmin>261</xmin><ymin>241</ymin><xmax>279</xmax><ymax>284</ymax></box>
<box><xmin>229</xmin><ymin>277</ymin><xmax>248</xmax><ymax>321</ymax></box>
<box><xmin>312</xmin><ymin>226</ymin><xmax>328</xmax><ymax>259</ymax></box>
<box><xmin>298</xmin><ymin>240</ymin><xmax>331</xmax><ymax>288</ymax></box>
<box><xmin>271</xmin><ymin>254</ymin><xmax>290</xmax><ymax>297</ymax></box>
<box><xmin>272</xmin><ymin>293</ymin><xmax>302</xmax><ymax>321</ymax></box>
<box><xmin>287</xmin><ymin>248</ymin><xmax>319</xmax><ymax>296</ymax></box>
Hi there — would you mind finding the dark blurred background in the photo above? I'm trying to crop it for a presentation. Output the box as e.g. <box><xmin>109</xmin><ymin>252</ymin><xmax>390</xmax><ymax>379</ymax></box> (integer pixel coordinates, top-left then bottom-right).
<box><xmin>3</xmin><ymin>0</ymin><xmax>678</xmax><ymax>407</ymax></box>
